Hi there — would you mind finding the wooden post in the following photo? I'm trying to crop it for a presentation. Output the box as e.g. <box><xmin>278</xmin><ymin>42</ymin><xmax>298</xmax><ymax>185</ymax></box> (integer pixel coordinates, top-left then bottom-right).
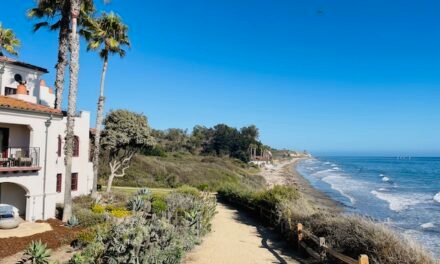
<box><xmin>358</xmin><ymin>255</ymin><xmax>369</xmax><ymax>264</ymax></box>
<box><xmin>319</xmin><ymin>237</ymin><xmax>326</xmax><ymax>263</ymax></box>
<box><xmin>297</xmin><ymin>223</ymin><xmax>303</xmax><ymax>251</ymax></box>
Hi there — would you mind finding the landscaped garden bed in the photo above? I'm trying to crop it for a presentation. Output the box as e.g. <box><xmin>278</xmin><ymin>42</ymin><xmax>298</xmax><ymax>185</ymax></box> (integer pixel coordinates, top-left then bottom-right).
<box><xmin>0</xmin><ymin>218</ymin><xmax>81</xmax><ymax>259</ymax></box>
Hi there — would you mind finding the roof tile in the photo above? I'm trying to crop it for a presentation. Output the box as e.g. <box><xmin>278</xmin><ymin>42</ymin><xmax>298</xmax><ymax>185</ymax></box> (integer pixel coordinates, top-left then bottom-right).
<box><xmin>0</xmin><ymin>96</ymin><xmax>62</xmax><ymax>115</ymax></box>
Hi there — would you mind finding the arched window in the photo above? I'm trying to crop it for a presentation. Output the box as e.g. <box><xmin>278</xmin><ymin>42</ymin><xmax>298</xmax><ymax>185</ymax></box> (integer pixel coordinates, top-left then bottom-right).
<box><xmin>57</xmin><ymin>135</ymin><xmax>62</xmax><ymax>157</ymax></box>
<box><xmin>73</xmin><ymin>136</ymin><xmax>79</xmax><ymax>157</ymax></box>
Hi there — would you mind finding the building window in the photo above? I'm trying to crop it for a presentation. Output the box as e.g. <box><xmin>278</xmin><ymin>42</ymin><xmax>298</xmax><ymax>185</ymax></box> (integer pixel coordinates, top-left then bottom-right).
<box><xmin>71</xmin><ymin>173</ymin><xmax>78</xmax><ymax>191</ymax></box>
<box><xmin>5</xmin><ymin>87</ymin><xmax>17</xmax><ymax>95</ymax></box>
<box><xmin>73</xmin><ymin>136</ymin><xmax>79</xmax><ymax>157</ymax></box>
<box><xmin>5</xmin><ymin>86</ymin><xmax>28</xmax><ymax>95</ymax></box>
<box><xmin>56</xmin><ymin>174</ymin><xmax>62</xmax><ymax>193</ymax></box>
<box><xmin>57</xmin><ymin>135</ymin><xmax>62</xmax><ymax>157</ymax></box>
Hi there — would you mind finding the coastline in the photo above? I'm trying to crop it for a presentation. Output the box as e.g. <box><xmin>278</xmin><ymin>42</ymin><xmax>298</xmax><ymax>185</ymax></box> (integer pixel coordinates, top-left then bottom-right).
<box><xmin>260</xmin><ymin>158</ymin><xmax>342</xmax><ymax>213</ymax></box>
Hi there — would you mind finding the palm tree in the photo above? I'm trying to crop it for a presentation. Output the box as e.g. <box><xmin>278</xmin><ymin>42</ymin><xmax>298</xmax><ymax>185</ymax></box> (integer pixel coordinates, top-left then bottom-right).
<box><xmin>28</xmin><ymin>0</ymin><xmax>94</xmax><ymax>110</ymax></box>
<box><xmin>82</xmin><ymin>12</ymin><xmax>130</xmax><ymax>197</ymax></box>
<box><xmin>0</xmin><ymin>23</ymin><xmax>20</xmax><ymax>56</ymax></box>
<box><xmin>62</xmin><ymin>0</ymin><xmax>81</xmax><ymax>222</ymax></box>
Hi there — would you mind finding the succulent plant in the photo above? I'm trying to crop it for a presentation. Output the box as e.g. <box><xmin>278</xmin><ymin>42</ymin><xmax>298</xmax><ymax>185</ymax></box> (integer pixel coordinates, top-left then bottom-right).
<box><xmin>67</xmin><ymin>215</ymin><xmax>79</xmax><ymax>227</ymax></box>
<box><xmin>137</xmin><ymin>187</ymin><xmax>151</xmax><ymax>196</ymax></box>
<box><xmin>127</xmin><ymin>195</ymin><xmax>145</xmax><ymax>211</ymax></box>
<box><xmin>21</xmin><ymin>240</ymin><xmax>51</xmax><ymax>264</ymax></box>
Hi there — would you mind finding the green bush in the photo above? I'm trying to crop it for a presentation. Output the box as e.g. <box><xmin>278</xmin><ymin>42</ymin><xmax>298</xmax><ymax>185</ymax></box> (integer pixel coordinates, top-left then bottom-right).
<box><xmin>71</xmin><ymin>190</ymin><xmax>217</xmax><ymax>264</ymax></box>
<box><xmin>73</xmin><ymin>207</ymin><xmax>107</xmax><ymax>227</ymax></box>
<box><xmin>111</xmin><ymin>209</ymin><xmax>131</xmax><ymax>218</ymax></box>
<box><xmin>152</xmin><ymin>199</ymin><xmax>168</xmax><ymax>214</ymax></box>
<box><xmin>176</xmin><ymin>185</ymin><xmax>200</xmax><ymax>197</ymax></box>
<box><xmin>254</xmin><ymin>185</ymin><xmax>299</xmax><ymax>208</ymax></box>
<box><xmin>91</xmin><ymin>204</ymin><xmax>105</xmax><ymax>214</ymax></box>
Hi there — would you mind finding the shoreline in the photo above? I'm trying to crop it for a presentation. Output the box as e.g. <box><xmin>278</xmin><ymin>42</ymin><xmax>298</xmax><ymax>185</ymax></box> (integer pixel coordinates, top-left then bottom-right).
<box><xmin>260</xmin><ymin>158</ymin><xmax>342</xmax><ymax>213</ymax></box>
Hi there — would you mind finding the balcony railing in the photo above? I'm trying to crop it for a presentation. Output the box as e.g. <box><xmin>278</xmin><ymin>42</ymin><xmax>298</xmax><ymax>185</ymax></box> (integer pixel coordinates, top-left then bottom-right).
<box><xmin>0</xmin><ymin>147</ymin><xmax>40</xmax><ymax>172</ymax></box>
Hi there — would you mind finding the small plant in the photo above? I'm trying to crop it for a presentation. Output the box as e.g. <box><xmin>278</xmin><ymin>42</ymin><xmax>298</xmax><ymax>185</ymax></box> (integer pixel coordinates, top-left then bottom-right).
<box><xmin>127</xmin><ymin>195</ymin><xmax>145</xmax><ymax>211</ymax></box>
<box><xmin>137</xmin><ymin>187</ymin><xmax>151</xmax><ymax>196</ymax></box>
<box><xmin>176</xmin><ymin>185</ymin><xmax>201</xmax><ymax>197</ymax></box>
<box><xmin>21</xmin><ymin>240</ymin><xmax>51</xmax><ymax>264</ymax></box>
<box><xmin>91</xmin><ymin>204</ymin><xmax>105</xmax><ymax>214</ymax></box>
<box><xmin>111</xmin><ymin>209</ymin><xmax>131</xmax><ymax>218</ymax></box>
<box><xmin>67</xmin><ymin>215</ymin><xmax>79</xmax><ymax>227</ymax></box>
<box><xmin>152</xmin><ymin>199</ymin><xmax>168</xmax><ymax>214</ymax></box>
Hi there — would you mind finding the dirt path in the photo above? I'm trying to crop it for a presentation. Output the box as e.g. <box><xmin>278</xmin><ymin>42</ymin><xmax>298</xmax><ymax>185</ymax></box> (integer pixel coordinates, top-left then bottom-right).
<box><xmin>185</xmin><ymin>202</ymin><xmax>309</xmax><ymax>264</ymax></box>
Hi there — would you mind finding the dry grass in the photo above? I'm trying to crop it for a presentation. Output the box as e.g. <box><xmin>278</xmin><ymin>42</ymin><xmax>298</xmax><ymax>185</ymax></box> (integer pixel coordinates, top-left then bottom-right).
<box><xmin>279</xmin><ymin>199</ymin><xmax>437</xmax><ymax>264</ymax></box>
<box><xmin>104</xmin><ymin>153</ymin><xmax>265</xmax><ymax>191</ymax></box>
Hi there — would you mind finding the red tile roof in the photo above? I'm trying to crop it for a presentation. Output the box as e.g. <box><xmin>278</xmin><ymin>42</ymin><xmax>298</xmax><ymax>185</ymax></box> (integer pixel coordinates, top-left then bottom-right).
<box><xmin>0</xmin><ymin>96</ymin><xmax>62</xmax><ymax>115</ymax></box>
<box><xmin>0</xmin><ymin>56</ymin><xmax>49</xmax><ymax>73</ymax></box>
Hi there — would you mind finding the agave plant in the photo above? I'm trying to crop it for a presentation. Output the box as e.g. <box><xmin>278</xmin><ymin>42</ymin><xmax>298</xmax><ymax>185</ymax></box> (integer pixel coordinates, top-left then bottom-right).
<box><xmin>127</xmin><ymin>195</ymin><xmax>145</xmax><ymax>212</ymax></box>
<box><xmin>67</xmin><ymin>215</ymin><xmax>79</xmax><ymax>227</ymax></box>
<box><xmin>21</xmin><ymin>240</ymin><xmax>51</xmax><ymax>264</ymax></box>
<box><xmin>137</xmin><ymin>187</ymin><xmax>151</xmax><ymax>196</ymax></box>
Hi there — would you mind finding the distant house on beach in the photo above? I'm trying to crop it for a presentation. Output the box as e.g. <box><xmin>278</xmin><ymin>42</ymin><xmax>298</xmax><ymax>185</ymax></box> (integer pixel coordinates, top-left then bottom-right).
<box><xmin>0</xmin><ymin>56</ymin><xmax>93</xmax><ymax>221</ymax></box>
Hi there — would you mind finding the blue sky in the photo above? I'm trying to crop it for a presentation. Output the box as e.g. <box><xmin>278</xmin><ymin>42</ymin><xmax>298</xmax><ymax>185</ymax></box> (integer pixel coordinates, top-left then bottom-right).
<box><xmin>2</xmin><ymin>0</ymin><xmax>440</xmax><ymax>156</ymax></box>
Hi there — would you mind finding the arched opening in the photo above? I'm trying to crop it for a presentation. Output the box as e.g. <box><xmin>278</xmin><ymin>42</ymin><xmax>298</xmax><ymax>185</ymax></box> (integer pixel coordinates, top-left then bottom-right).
<box><xmin>0</xmin><ymin>182</ymin><xmax>28</xmax><ymax>220</ymax></box>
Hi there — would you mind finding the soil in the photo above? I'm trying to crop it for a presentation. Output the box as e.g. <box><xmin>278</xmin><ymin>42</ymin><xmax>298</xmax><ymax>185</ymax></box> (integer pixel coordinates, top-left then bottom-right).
<box><xmin>0</xmin><ymin>219</ymin><xmax>81</xmax><ymax>262</ymax></box>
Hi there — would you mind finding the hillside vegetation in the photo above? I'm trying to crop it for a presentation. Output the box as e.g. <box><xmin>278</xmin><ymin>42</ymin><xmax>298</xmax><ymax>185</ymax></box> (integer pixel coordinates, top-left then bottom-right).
<box><xmin>102</xmin><ymin>153</ymin><xmax>266</xmax><ymax>191</ymax></box>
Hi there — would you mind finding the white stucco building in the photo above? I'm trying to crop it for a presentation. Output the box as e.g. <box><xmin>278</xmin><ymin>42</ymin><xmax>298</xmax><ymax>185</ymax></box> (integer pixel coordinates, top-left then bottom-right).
<box><xmin>0</xmin><ymin>56</ymin><xmax>93</xmax><ymax>221</ymax></box>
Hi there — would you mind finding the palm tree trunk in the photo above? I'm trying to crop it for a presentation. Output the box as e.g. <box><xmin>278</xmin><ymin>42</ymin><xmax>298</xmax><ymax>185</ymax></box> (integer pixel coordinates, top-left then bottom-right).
<box><xmin>54</xmin><ymin>1</ymin><xmax>70</xmax><ymax>110</ymax></box>
<box><xmin>91</xmin><ymin>56</ymin><xmax>108</xmax><ymax>197</ymax></box>
<box><xmin>63</xmin><ymin>2</ymin><xmax>81</xmax><ymax>222</ymax></box>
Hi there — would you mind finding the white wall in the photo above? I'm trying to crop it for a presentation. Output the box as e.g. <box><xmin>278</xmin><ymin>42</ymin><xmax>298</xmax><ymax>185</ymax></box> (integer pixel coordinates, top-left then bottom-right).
<box><xmin>0</xmin><ymin>64</ymin><xmax>43</xmax><ymax>97</ymax></box>
<box><xmin>0</xmin><ymin>123</ymin><xmax>30</xmax><ymax>147</ymax></box>
<box><xmin>0</xmin><ymin>109</ymin><xmax>93</xmax><ymax>221</ymax></box>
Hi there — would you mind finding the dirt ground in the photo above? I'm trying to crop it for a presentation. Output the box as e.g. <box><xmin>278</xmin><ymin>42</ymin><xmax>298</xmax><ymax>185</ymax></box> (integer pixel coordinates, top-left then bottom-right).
<box><xmin>0</xmin><ymin>219</ymin><xmax>81</xmax><ymax>262</ymax></box>
<box><xmin>184</xmin><ymin>202</ymin><xmax>310</xmax><ymax>264</ymax></box>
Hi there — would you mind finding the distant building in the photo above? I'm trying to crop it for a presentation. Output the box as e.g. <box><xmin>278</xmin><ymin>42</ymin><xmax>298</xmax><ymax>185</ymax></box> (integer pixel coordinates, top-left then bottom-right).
<box><xmin>0</xmin><ymin>56</ymin><xmax>93</xmax><ymax>221</ymax></box>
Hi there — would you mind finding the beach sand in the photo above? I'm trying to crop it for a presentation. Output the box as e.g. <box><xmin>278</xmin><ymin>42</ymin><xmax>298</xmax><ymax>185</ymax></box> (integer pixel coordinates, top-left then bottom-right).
<box><xmin>259</xmin><ymin>158</ymin><xmax>342</xmax><ymax>212</ymax></box>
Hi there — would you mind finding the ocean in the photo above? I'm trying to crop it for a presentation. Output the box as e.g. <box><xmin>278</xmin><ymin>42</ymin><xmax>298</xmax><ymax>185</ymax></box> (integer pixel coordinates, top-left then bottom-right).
<box><xmin>296</xmin><ymin>157</ymin><xmax>440</xmax><ymax>257</ymax></box>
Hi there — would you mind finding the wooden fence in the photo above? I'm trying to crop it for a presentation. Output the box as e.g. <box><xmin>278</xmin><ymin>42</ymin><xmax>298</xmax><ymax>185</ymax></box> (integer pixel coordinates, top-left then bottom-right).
<box><xmin>223</xmin><ymin>197</ymin><xmax>369</xmax><ymax>264</ymax></box>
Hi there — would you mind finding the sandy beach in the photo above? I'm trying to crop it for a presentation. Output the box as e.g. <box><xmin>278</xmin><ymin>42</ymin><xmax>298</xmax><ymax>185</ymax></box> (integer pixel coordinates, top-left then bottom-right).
<box><xmin>259</xmin><ymin>158</ymin><xmax>342</xmax><ymax>212</ymax></box>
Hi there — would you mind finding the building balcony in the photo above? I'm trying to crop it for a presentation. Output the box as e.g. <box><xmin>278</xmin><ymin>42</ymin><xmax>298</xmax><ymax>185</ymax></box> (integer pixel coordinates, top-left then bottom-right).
<box><xmin>0</xmin><ymin>147</ymin><xmax>40</xmax><ymax>173</ymax></box>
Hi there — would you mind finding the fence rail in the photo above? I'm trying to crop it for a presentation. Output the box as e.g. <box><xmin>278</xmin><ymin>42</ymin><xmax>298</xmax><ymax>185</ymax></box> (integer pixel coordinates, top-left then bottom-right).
<box><xmin>222</xmin><ymin>196</ymin><xmax>369</xmax><ymax>264</ymax></box>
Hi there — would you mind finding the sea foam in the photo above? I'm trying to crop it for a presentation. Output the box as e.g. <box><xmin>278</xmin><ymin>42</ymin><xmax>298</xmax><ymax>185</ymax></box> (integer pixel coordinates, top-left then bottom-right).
<box><xmin>371</xmin><ymin>190</ymin><xmax>425</xmax><ymax>212</ymax></box>
<box><xmin>382</xmin><ymin>176</ymin><xmax>391</xmax><ymax>182</ymax></box>
<box><xmin>434</xmin><ymin>192</ymin><xmax>440</xmax><ymax>203</ymax></box>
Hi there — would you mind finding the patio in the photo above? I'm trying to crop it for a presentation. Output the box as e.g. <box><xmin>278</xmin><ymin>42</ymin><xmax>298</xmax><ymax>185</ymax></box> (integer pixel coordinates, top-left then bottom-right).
<box><xmin>0</xmin><ymin>221</ymin><xmax>52</xmax><ymax>238</ymax></box>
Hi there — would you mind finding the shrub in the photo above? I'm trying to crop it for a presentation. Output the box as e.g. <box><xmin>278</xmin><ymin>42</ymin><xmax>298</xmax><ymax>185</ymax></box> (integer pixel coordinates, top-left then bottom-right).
<box><xmin>77</xmin><ymin>228</ymin><xmax>97</xmax><ymax>247</ymax></box>
<box><xmin>21</xmin><ymin>240</ymin><xmax>51</xmax><ymax>264</ymax></box>
<box><xmin>111</xmin><ymin>209</ymin><xmax>131</xmax><ymax>218</ymax></box>
<box><xmin>152</xmin><ymin>199</ymin><xmax>168</xmax><ymax>214</ymax></box>
<box><xmin>254</xmin><ymin>185</ymin><xmax>299</xmax><ymax>208</ymax></box>
<box><xmin>176</xmin><ymin>185</ymin><xmax>200</xmax><ymax>197</ymax></box>
<box><xmin>91</xmin><ymin>204</ymin><xmax>105</xmax><ymax>214</ymax></box>
<box><xmin>74</xmin><ymin>208</ymin><xmax>107</xmax><ymax>227</ymax></box>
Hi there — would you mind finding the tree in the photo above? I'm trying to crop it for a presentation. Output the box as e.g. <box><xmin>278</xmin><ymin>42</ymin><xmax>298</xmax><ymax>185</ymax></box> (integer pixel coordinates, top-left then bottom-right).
<box><xmin>81</xmin><ymin>12</ymin><xmax>130</xmax><ymax>197</ymax></box>
<box><xmin>0</xmin><ymin>23</ymin><xmax>20</xmax><ymax>56</ymax></box>
<box><xmin>101</xmin><ymin>110</ymin><xmax>154</xmax><ymax>192</ymax></box>
<box><xmin>29</xmin><ymin>0</ymin><xmax>94</xmax><ymax>110</ymax></box>
<box><xmin>62</xmin><ymin>0</ymin><xmax>81</xmax><ymax>222</ymax></box>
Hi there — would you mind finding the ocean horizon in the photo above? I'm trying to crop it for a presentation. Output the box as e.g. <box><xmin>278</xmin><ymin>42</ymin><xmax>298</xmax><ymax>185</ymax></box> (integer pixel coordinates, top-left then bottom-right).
<box><xmin>297</xmin><ymin>156</ymin><xmax>440</xmax><ymax>257</ymax></box>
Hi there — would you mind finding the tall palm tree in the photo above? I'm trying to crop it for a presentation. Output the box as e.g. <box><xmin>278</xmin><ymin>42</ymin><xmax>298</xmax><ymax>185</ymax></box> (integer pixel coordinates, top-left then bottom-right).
<box><xmin>0</xmin><ymin>23</ymin><xmax>20</xmax><ymax>56</ymax></box>
<box><xmin>62</xmin><ymin>0</ymin><xmax>82</xmax><ymax>222</ymax></box>
<box><xmin>82</xmin><ymin>12</ymin><xmax>130</xmax><ymax>197</ymax></box>
<box><xmin>28</xmin><ymin>0</ymin><xmax>94</xmax><ymax>110</ymax></box>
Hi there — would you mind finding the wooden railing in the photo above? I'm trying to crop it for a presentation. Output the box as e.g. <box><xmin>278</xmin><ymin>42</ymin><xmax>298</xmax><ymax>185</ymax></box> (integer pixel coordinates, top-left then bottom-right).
<box><xmin>296</xmin><ymin>223</ymin><xmax>369</xmax><ymax>264</ymax></box>
<box><xmin>221</xmin><ymin>196</ymin><xmax>369</xmax><ymax>264</ymax></box>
